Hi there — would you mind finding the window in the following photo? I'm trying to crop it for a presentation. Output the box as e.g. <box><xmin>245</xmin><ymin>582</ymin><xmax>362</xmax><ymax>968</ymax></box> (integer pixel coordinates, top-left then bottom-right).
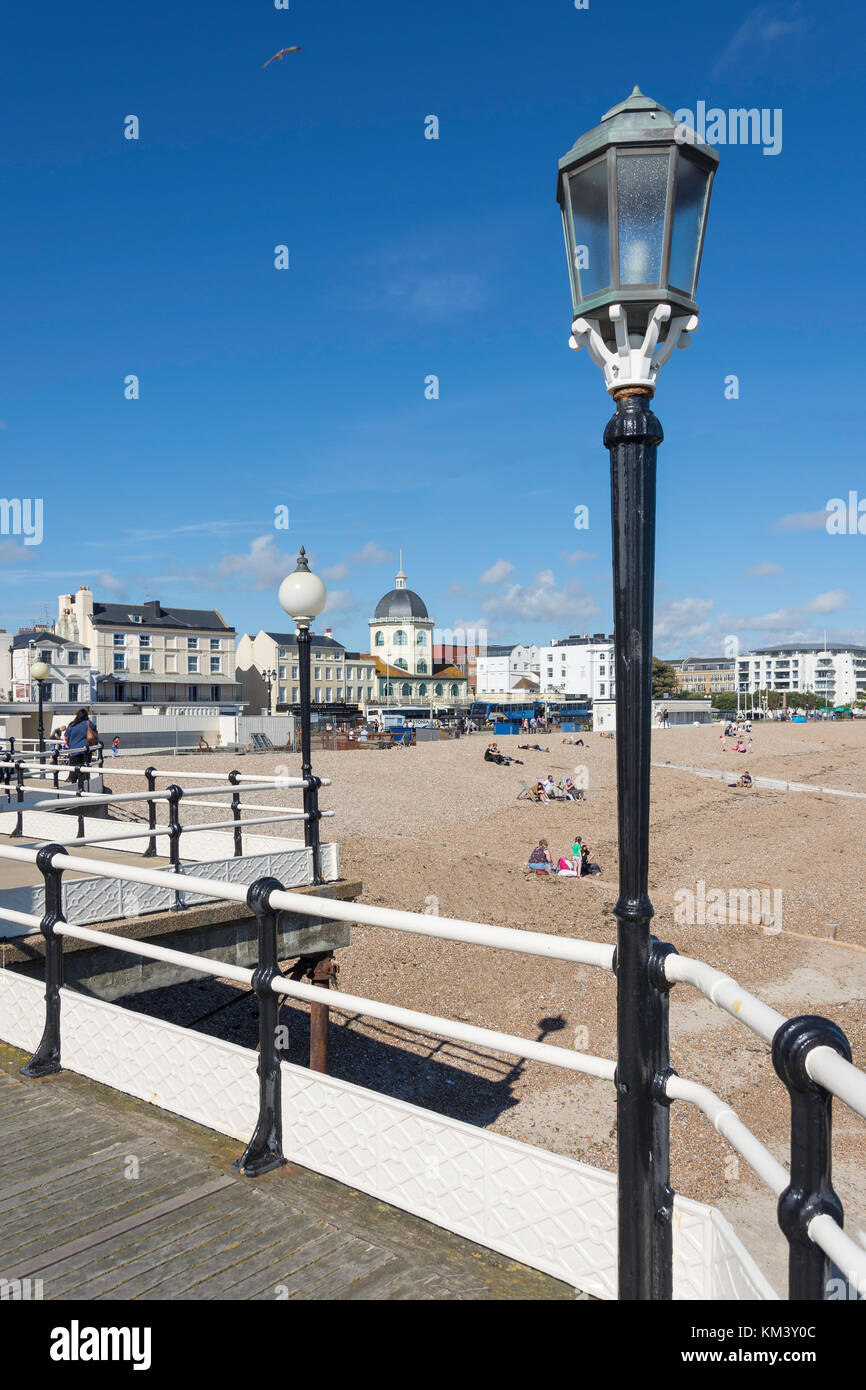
<box><xmin>280</xmin><ymin>648</ymin><xmax>289</xmax><ymax>659</ymax></box>
<box><xmin>188</xmin><ymin>685</ymin><xmax>199</xmax><ymax>701</ymax></box>
<box><xmin>450</xmin><ymin>684</ymin><xmax>459</xmax><ymax>697</ymax></box>
<box><xmin>374</xmin><ymin>632</ymin><xmax>384</xmax><ymax>647</ymax></box>
<box><xmin>139</xmin><ymin>634</ymin><xmax>150</xmax><ymax>646</ymax></box>
<box><xmin>314</xmin><ymin>666</ymin><xmax>321</xmax><ymax>679</ymax></box>
<box><xmin>346</xmin><ymin>687</ymin><xmax>353</xmax><ymax>700</ymax></box>
<box><xmin>140</xmin><ymin>653</ymin><xmax>152</xmax><ymax>672</ymax></box>
<box><xmin>336</xmin><ymin>688</ymin><xmax>343</xmax><ymax>700</ymax></box>
<box><xmin>113</xmin><ymin>652</ymin><xmax>125</xmax><ymax>672</ymax></box>
<box><xmin>292</xmin><ymin>686</ymin><xmax>299</xmax><ymax>702</ymax></box>
<box><xmin>366</xmin><ymin>686</ymin><xmax>373</xmax><ymax>699</ymax></box>
<box><xmin>417</xmin><ymin>660</ymin><xmax>428</xmax><ymax>674</ymax></box>
<box><xmin>140</xmin><ymin>683</ymin><xmax>151</xmax><ymax>702</ymax></box>
<box><xmin>278</xmin><ymin>665</ymin><xmax>286</xmax><ymax>679</ymax></box>
<box><xmin>419</xmin><ymin>683</ymin><xmax>428</xmax><ymax>696</ymax></box>
<box><xmin>315</xmin><ymin>687</ymin><xmax>322</xmax><ymax>702</ymax></box>
<box><xmin>435</xmin><ymin>683</ymin><xmax>444</xmax><ymax>696</ymax></box>
<box><xmin>394</xmin><ymin>631</ymin><xmax>407</xmax><ymax>646</ymax></box>
<box><xmin>68</xmin><ymin>683</ymin><xmax>80</xmax><ymax>702</ymax></box>
<box><xmin>130</xmin><ymin>614</ymin><xmax>142</xmax><ymax>624</ymax></box>
<box><xmin>210</xmin><ymin>685</ymin><xmax>220</xmax><ymax>702</ymax></box>
<box><xmin>187</xmin><ymin>638</ymin><xmax>199</xmax><ymax>650</ymax></box>
<box><xmin>401</xmin><ymin>683</ymin><xmax>411</xmax><ymax>697</ymax></box>
<box><xmin>68</xmin><ymin>651</ymin><xmax>79</xmax><ymax>665</ymax></box>
<box><xmin>325</xmin><ymin>667</ymin><xmax>332</xmax><ymax>679</ymax></box>
<box><xmin>279</xmin><ymin>687</ymin><xmax>287</xmax><ymax>702</ymax></box>
<box><xmin>210</xmin><ymin>638</ymin><xmax>220</xmax><ymax>650</ymax></box>
<box><xmin>210</xmin><ymin>657</ymin><xmax>221</xmax><ymax>673</ymax></box>
<box><xmin>188</xmin><ymin>656</ymin><xmax>199</xmax><ymax>673</ymax></box>
<box><xmin>114</xmin><ymin>633</ymin><xmax>125</xmax><ymax>646</ymax></box>
<box><xmin>39</xmin><ymin>649</ymin><xmax>52</xmax><ymax>663</ymax></box>
<box><xmin>417</xmin><ymin>632</ymin><xmax>426</xmax><ymax>645</ymax></box>
<box><xmin>292</xmin><ymin>665</ymin><xmax>298</xmax><ymax>679</ymax></box>
<box><xmin>395</xmin><ymin>658</ymin><xmax>408</xmax><ymax>671</ymax></box>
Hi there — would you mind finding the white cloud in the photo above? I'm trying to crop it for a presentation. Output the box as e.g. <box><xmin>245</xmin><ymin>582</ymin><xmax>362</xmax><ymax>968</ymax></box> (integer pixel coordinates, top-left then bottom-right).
<box><xmin>323</xmin><ymin>588</ymin><xmax>361</xmax><ymax>617</ymax></box>
<box><xmin>713</xmin><ymin>3</ymin><xmax>808</xmax><ymax>76</ymax></box>
<box><xmin>479</xmin><ymin>559</ymin><xmax>515</xmax><ymax>586</ymax></box>
<box><xmin>653</xmin><ymin>597</ymin><xmax>717</xmax><ymax>650</ymax></box>
<box><xmin>773</xmin><ymin>509</ymin><xmax>827</xmax><ymax>533</ymax></box>
<box><xmin>0</xmin><ymin>541</ymin><xmax>33</xmax><ymax>564</ymax></box>
<box><xmin>482</xmin><ymin>572</ymin><xmax>600</xmax><ymax>624</ymax></box>
<box><xmin>217</xmin><ymin>535</ymin><xmax>294</xmax><ymax>589</ymax></box>
<box><xmin>804</xmin><ymin>590</ymin><xmax>849</xmax><ymax>614</ymax></box>
<box><xmin>742</xmin><ymin>561</ymin><xmax>782</xmax><ymax>578</ymax></box>
<box><xmin>321</xmin><ymin>562</ymin><xmax>349</xmax><ymax>582</ymax></box>
<box><xmin>349</xmin><ymin>541</ymin><xmax>391</xmax><ymax>566</ymax></box>
<box><xmin>97</xmin><ymin>571</ymin><xmax>128</xmax><ymax>597</ymax></box>
<box><xmin>563</xmin><ymin>550</ymin><xmax>597</xmax><ymax>565</ymax></box>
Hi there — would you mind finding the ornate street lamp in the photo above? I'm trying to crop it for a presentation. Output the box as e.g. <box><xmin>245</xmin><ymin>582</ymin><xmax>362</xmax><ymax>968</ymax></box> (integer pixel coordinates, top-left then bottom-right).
<box><xmin>31</xmin><ymin>659</ymin><xmax>51</xmax><ymax>760</ymax></box>
<box><xmin>279</xmin><ymin>547</ymin><xmax>327</xmax><ymax>885</ymax></box>
<box><xmin>263</xmin><ymin>667</ymin><xmax>277</xmax><ymax>713</ymax></box>
<box><xmin>557</xmin><ymin>89</ymin><xmax>718</xmax><ymax>1301</ymax></box>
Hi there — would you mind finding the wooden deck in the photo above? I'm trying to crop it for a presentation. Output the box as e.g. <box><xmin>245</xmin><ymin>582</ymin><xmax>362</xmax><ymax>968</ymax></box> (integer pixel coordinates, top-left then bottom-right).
<box><xmin>0</xmin><ymin>1043</ymin><xmax>579</xmax><ymax>1301</ymax></box>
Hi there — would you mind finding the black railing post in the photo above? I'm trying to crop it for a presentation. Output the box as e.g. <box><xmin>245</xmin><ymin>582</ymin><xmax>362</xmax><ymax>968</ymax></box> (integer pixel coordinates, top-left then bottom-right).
<box><xmin>143</xmin><ymin>765</ymin><xmax>158</xmax><ymax>857</ymax></box>
<box><xmin>229</xmin><ymin>769</ymin><xmax>243</xmax><ymax>858</ymax></box>
<box><xmin>772</xmin><ymin>1014</ymin><xmax>852</xmax><ymax>1300</ymax></box>
<box><xmin>21</xmin><ymin>844</ymin><xmax>69</xmax><ymax>1078</ymax></box>
<box><xmin>166</xmin><ymin>784</ymin><xmax>185</xmax><ymax>910</ymax></box>
<box><xmin>51</xmin><ymin>748</ymin><xmax>60</xmax><ymax>791</ymax></box>
<box><xmin>74</xmin><ymin>767</ymin><xmax>85</xmax><ymax>840</ymax></box>
<box><xmin>605</xmin><ymin>387</ymin><xmax>665</xmax><ymax>1301</ymax></box>
<box><xmin>12</xmin><ymin>763</ymin><xmax>25</xmax><ymax>837</ymax></box>
<box><xmin>233</xmin><ymin>876</ymin><xmax>287</xmax><ymax>1178</ymax></box>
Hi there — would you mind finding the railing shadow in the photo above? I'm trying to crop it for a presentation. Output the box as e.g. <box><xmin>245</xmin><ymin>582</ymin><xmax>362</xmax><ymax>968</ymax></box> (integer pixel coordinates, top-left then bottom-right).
<box><xmin>116</xmin><ymin>974</ymin><xmax>571</xmax><ymax>1131</ymax></box>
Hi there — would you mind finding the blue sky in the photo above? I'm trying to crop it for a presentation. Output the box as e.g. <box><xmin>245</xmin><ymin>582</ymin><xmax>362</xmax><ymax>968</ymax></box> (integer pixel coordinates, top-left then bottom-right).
<box><xmin>1</xmin><ymin>0</ymin><xmax>863</xmax><ymax>658</ymax></box>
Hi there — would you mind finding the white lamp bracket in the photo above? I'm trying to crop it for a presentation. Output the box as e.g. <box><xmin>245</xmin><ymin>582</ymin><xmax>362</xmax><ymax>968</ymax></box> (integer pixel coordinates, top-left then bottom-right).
<box><xmin>569</xmin><ymin>302</ymin><xmax>699</xmax><ymax>393</ymax></box>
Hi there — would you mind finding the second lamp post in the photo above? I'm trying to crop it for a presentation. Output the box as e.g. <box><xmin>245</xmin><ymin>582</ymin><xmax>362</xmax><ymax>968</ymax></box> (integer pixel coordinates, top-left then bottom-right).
<box><xmin>279</xmin><ymin>547</ymin><xmax>327</xmax><ymax>885</ymax></box>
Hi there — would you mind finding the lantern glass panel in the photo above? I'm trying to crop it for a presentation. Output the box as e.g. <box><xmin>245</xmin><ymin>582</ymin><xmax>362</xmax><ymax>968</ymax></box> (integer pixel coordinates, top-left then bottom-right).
<box><xmin>616</xmin><ymin>152</ymin><xmax>668</xmax><ymax>285</ymax></box>
<box><xmin>669</xmin><ymin>151</ymin><xmax>710</xmax><ymax>296</ymax></box>
<box><xmin>567</xmin><ymin>157</ymin><xmax>610</xmax><ymax>299</ymax></box>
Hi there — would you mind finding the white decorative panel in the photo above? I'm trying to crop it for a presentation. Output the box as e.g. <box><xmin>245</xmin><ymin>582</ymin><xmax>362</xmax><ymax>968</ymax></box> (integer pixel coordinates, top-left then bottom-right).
<box><xmin>0</xmin><ymin>972</ymin><xmax>776</xmax><ymax>1300</ymax></box>
<box><xmin>0</xmin><ymin>844</ymin><xmax>340</xmax><ymax>937</ymax></box>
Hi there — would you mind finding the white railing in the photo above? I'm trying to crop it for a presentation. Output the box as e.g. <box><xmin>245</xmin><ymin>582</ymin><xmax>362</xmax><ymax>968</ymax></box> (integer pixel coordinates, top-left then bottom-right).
<box><xmin>0</xmin><ymin>841</ymin><xmax>863</xmax><ymax>1299</ymax></box>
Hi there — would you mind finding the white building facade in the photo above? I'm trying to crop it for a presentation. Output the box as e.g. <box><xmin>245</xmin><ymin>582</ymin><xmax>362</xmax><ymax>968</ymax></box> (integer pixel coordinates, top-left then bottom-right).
<box><xmin>11</xmin><ymin>630</ymin><xmax>95</xmax><ymax>705</ymax></box>
<box><xmin>236</xmin><ymin>629</ymin><xmax>377</xmax><ymax>711</ymax></box>
<box><xmin>474</xmin><ymin>644</ymin><xmax>540</xmax><ymax>695</ymax></box>
<box><xmin>736</xmin><ymin>643</ymin><xmax>866</xmax><ymax>706</ymax></box>
<box><xmin>539</xmin><ymin>634</ymin><xmax>615</xmax><ymax>701</ymax></box>
<box><xmin>56</xmin><ymin>586</ymin><xmax>241</xmax><ymax>709</ymax></box>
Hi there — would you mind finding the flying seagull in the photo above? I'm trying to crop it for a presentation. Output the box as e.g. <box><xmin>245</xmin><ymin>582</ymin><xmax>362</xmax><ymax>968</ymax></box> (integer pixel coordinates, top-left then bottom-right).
<box><xmin>262</xmin><ymin>46</ymin><xmax>301</xmax><ymax>68</ymax></box>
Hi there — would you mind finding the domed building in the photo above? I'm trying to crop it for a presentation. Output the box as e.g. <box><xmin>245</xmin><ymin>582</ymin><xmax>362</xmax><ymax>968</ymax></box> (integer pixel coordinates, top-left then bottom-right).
<box><xmin>369</xmin><ymin>562</ymin><xmax>468</xmax><ymax>706</ymax></box>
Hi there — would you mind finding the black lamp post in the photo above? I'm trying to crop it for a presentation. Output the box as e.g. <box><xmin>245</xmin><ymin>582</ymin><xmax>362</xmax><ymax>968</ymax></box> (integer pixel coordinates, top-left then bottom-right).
<box><xmin>279</xmin><ymin>547</ymin><xmax>327</xmax><ymax>885</ymax></box>
<box><xmin>557</xmin><ymin>87</ymin><xmax>718</xmax><ymax>1300</ymax></box>
<box><xmin>263</xmin><ymin>667</ymin><xmax>277</xmax><ymax>713</ymax></box>
<box><xmin>31</xmin><ymin>659</ymin><xmax>51</xmax><ymax>760</ymax></box>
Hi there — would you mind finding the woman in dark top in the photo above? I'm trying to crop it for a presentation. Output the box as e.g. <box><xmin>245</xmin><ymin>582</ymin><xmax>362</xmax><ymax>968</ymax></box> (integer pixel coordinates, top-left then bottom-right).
<box><xmin>66</xmin><ymin>708</ymin><xmax>98</xmax><ymax>769</ymax></box>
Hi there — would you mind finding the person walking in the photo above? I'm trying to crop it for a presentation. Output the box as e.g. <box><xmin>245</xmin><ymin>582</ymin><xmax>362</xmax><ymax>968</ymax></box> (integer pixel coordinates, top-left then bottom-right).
<box><xmin>66</xmin><ymin>708</ymin><xmax>98</xmax><ymax>783</ymax></box>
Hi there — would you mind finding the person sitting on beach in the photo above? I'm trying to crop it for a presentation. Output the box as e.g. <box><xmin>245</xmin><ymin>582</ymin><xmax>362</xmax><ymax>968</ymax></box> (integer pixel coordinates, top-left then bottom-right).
<box><xmin>542</xmin><ymin>774</ymin><xmax>557</xmax><ymax>798</ymax></box>
<box><xmin>561</xmin><ymin>776</ymin><xmax>582</xmax><ymax>801</ymax></box>
<box><xmin>735</xmin><ymin>739</ymin><xmax>747</xmax><ymax>753</ymax></box>
<box><xmin>530</xmin><ymin>781</ymin><xmax>548</xmax><ymax>803</ymax></box>
<box><xmin>528</xmin><ymin>839</ymin><xmax>552</xmax><ymax>871</ymax></box>
<box><xmin>735</xmin><ymin>770</ymin><xmax>753</xmax><ymax>788</ymax></box>
<box><xmin>556</xmin><ymin>854</ymin><xmax>578</xmax><ymax>876</ymax></box>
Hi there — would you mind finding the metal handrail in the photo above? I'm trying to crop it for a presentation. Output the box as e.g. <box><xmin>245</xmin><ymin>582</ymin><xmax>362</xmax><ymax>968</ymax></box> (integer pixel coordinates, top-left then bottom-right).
<box><xmin>1</xmin><ymin>839</ymin><xmax>864</xmax><ymax>1299</ymax></box>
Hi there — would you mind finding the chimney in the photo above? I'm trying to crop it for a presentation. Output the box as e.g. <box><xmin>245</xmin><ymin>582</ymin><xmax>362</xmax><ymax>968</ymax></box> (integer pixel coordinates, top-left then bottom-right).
<box><xmin>325</xmin><ymin>627</ymin><xmax>333</xmax><ymax>639</ymax></box>
<box><xmin>143</xmin><ymin>599</ymin><xmax>161</xmax><ymax>623</ymax></box>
